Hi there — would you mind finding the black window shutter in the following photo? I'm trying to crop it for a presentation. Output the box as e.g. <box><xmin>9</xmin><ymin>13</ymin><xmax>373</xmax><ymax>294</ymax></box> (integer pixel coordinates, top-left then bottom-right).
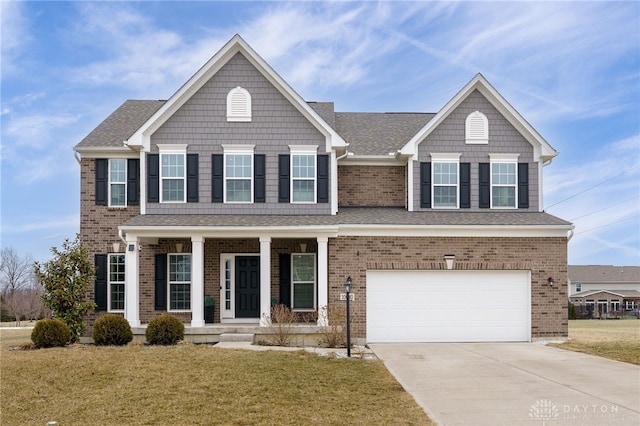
<box><xmin>518</xmin><ymin>163</ymin><xmax>529</xmax><ymax>209</ymax></box>
<box><xmin>460</xmin><ymin>163</ymin><xmax>471</xmax><ymax>209</ymax></box>
<box><xmin>479</xmin><ymin>162</ymin><xmax>490</xmax><ymax>208</ymax></box>
<box><xmin>278</xmin><ymin>154</ymin><xmax>290</xmax><ymax>203</ymax></box>
<box><xmin>279</xmin><ymin>253</ymin><xmax>291</xmax><ymax>307</ymax></box>
<box><xmin>127</xmin><ymin>159</ymin><xmax>139</xmax><ymax>206</ymax></box>
<box><xmin>254</xmin><ymin>154</ymin><xmax>266</xmax><ymax>203</ymax></box>
<box><xmin>420</xmin><ymin>162</ymin><xmax>431</xmax><ymax>208</ymax></box>
<box><xmin>147</xmin><ymin>154</ymin><xmax>160</xmax><ymax>203</ymax></box>
<box><xmin>94</xmin><ymin>254</ymin><xmax>108</xmax><ymax>311</ymax></box>
<box><xmin>95</xmin><ymin>159</ymin><xmax>108</xmax><ymax>206</ymax></box>
<box><xmin>211</xmin><ymin>154</ymin><xmax>223</xmax><ymax>203</ymax></box>
<box><xmin>317</xmin><ymin>154</ymin><xmax>329</xmax><ymax>203</ymax></box>
<box><xmin>155</xmin><ymin>254</ymin><xmax>167</xmax><ymax>311</ymax></box>
<box><xmin>187</xmin><ymin>154</ymin><xmax>199</xmax><ymax>203</ymax></box>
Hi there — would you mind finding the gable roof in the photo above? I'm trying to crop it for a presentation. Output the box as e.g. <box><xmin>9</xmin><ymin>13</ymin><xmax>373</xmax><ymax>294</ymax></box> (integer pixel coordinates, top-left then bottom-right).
<box><xmin>569</xmin><ymin>265</ymin><xmax>640</xmax><ymax>283</ymax></box>
<box><xmin>571</xmin><ymin>289</ymin><xmax>640</xmax><ymax>299</ymax></box>
<box><xmin>125</xmin><ymin>34</ymin><xmax>346</xmax><ymax>152</ymax></box>
<box><xmin>74</xmin><ymin>100</ymin><xmax>165</xmax><ymax>152</ymax></box>
<box><xmin>399</xmin><ymin>74</ymin><xmax>558</xmax><ymax>162</ymax></box>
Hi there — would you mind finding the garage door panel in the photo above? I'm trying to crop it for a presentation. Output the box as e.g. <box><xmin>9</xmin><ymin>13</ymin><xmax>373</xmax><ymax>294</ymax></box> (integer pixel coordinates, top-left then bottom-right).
<box><xmin>366</xmin><ymin>270</ymin><xmax>530</xmax><ymax>343</ymax></box>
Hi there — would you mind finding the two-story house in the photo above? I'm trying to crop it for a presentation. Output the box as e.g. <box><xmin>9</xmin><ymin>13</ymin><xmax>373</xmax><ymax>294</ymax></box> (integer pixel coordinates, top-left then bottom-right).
<box><xmin>74</xmin><ymin>35</ymin><xmax>573</xmax><ymax>343</ymax></box>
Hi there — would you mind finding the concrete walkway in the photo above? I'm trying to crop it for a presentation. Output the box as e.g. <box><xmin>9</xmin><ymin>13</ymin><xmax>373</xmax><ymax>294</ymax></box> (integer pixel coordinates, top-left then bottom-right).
<box><xmin>369</xmin><ymin>343</ymin><xmax>640</xmax><ymax>426</ymax></box>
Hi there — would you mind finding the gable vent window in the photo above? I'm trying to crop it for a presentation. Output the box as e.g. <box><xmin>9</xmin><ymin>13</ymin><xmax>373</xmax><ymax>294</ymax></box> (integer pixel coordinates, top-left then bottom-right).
<box><xmin>226</xmin><ymin>87</ymin><xmax>251</xmax><ymax>122</ymax></box>
<box><xmin>465</xmin><ymin>111</ymin><xmax>488</xmax><ymax>144</ymax></box>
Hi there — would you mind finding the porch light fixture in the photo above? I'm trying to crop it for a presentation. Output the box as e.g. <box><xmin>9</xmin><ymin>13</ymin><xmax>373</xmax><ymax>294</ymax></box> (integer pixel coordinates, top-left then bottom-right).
<box><xmin>444</xmin><ymin>254</ymin><xmax>455</xmax><ymax>270</ymax></box>
<box><xmin>344</xmin><ymin>276</ymin><xmax>352</xmax><ymax>357</ymax></box>
<box><xmin>112</xmin><ymin>242</ymin><xmax>121</xmax><ymax>253</ymax></box>
<box><xmin>300</xmin><ymin>243</ymin><xmax>307</xmax><ymax>253</ymax></box>
<box><xmin>175</xmin><ymin>243</ymin><xmax>183</xmax><ymax>253</ymax></box>
<box><xmin>547</xmin><ymin>277</ymin><xmax>554</xmax><ymax>287</ymax></box>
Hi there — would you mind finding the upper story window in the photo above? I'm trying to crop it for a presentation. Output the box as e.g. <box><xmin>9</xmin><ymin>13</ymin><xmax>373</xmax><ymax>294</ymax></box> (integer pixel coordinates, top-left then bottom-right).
<box><xmin>158</xmin><ymin>144</ymin><xmax>187</xmax><ymax>203</ymax></box>
<box><xmin>109</xmin><ymin>159</ymin><xmax>126</xmax><ymax>207</ymax></box>
<box><xmin>575</xmin><ymin>282</ymin><xmax>582</xmax><ymax>292</ymax></box>
<box><xmin>223</xmin><ymin>145</ymin><xmax>254</xmax><ymax>203</ymax></box>
<box><xmin>108</xmin><ymin>254</ymin><xmax>125</xmax><ymax>312</ymax></box>
<box><xmin>465</xmin><ymin>111</ymin><xmax>488</xmax><ymax>144</ymax></box>
<box><xmin>490</xmin><ymin>154</ymin><xmax>518</xmax><ymax>209</ymax></box>
<box><xmin>291</xmin><ymin>146</ymin><xmax>317</xmax><ymax>203</ymax></box>
<box><xmin>431</xmin><ymin>153</ymin><xmax>460</xmax><ymax>208</ymax></box>
<box><xmin>226</xmin><ymin>87</ymin><xmax>251</xmax><ymax>122</ymax></box>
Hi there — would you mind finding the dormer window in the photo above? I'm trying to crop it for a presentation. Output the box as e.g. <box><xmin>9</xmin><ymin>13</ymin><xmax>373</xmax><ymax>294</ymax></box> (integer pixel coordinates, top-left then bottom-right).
<box><xmin>226</xmin><ymin>87</ymin><xmax>251</xmax><ymax>122</ymax></box>
<box><xmin>465</xmin><ymin>111</ymin><xmax>488</xmax><ymax>144</ymax></box>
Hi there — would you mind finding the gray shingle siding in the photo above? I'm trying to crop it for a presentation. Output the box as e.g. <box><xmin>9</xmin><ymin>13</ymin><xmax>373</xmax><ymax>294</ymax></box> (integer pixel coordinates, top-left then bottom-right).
<box><xmin>147</xmin><ymin>53</ymin><xmax>331</xmax><ymax>215</ymax></box>
<box><xmin>414</xmin><ymin>90</ymin><xmax>539</xmax><ymax>212</ymax></box>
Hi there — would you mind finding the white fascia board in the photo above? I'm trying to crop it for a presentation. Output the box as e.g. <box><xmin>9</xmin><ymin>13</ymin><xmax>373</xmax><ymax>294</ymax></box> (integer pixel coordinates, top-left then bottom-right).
<box><xmin>339</xmin><ymin>155</ymin><xmax>407</xmax><ymax>166</ymax></box>
<box><xmin>337</xmin><ymin>224</ymin><xmax>573</xmax><ymax>238</ymax></box>
<box><xmin>118</xmin><ymin>225</ymin><xmax>339</xmax><ymax>240</ymax></box>
<box><xmin>125</xmin><ymin>35</ymin><xmax>346</xmax><ymax>153</ymax></box>
<box><xmin>73</xmin><ymin>146</ymin><xmax>139</xmax><ymax>159</ymax></box>
<box><xmin>400</xmin><ymin>74</ymin><xmax>558</xmax><ymax>163</ymax></box>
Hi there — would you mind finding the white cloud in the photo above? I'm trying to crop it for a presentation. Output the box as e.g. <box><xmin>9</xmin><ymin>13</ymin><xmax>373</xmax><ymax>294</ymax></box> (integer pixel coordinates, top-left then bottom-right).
<box><xmin>0</xmin><ymin>1</ymin><xmax>30</xmax><ymax>76</ymax></box>
<box><xmin>1</xmin><ymin>214</ymin><xmax>79</xmax><ymax>234</ymax></box>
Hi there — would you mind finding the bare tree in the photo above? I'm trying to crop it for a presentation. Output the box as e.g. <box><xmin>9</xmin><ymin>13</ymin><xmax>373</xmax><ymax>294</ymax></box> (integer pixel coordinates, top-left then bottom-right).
<box><xmin>4</xmin><ymin>285</ymin><xmax>47</xmax><ymax>326</ymax></box>
<box><xmin>1</xmin><ymin>248</ymin><xmax>38</xmax><ymax>325</ymax></box>
<box><xmin>1</xmin><ymin>248</ymin><xmax>34</xmax><ymax>296</ymax></box>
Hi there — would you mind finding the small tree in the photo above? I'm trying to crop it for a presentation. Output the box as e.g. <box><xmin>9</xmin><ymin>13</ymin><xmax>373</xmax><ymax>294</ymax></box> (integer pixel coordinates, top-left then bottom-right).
<box><xmin>34</xmin><ymin>235</ymin><xmax>96</xmax><ymax>343</ymax></box>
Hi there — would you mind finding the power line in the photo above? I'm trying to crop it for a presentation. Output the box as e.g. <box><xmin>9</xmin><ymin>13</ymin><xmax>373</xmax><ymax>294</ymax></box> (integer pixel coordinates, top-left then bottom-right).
<box><xmin>545</xmin><ymin>165</ymin><xmax>640</xmax><ymax>210</ymax></box>
<box><xmin>569</xmin><ymin>196</ymin><xmax>640</xmax><ymax>222</ymax></box>
<box><xmin>573</xmin><ymin>215</ymin><xmax>639</xmax><ymax>236</ymax></box>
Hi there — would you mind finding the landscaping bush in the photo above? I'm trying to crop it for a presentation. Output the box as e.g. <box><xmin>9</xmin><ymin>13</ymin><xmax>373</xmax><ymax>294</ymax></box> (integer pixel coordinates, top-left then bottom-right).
<box><xmin>93</xmin><ymin>314</ymin><xmax>133</xmax><ymax>346</ymax></box>
<box><xmin>260</xmin><ymin>304</ymin><xmax>297</xmax><ymax>346</ymax></box>
<box><xmin>31</xmin><ymin>318</ymin><xmax>71</xmax><ymax>348</ymax></box>
<box><xmin>145</xmin><ymin>314</ymin><xmax>185</xmax><ymax>345</ymax></box>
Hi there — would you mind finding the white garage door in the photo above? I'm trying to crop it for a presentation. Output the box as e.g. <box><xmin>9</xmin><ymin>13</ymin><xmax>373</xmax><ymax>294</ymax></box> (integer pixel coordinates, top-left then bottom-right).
<box><xmin>366</xmin><ymin>270</ymin><xmax>530</xmax><ymax>343</ymax></box>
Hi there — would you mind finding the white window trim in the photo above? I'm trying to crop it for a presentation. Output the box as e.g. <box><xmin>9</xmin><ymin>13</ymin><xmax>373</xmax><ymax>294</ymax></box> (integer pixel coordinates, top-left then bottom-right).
<box><xmin>465</xmin><ymin>111</ymin><xmax>488</xmax><ymax>144</ymax></box>
<box><xmin>575</xmin><ymin>282</ymin><xmax>582</xmax><ymax>292</ymax></box>
<box><xmin>107</xmin><ymin>253</ymin><xmax>125</xmax><ymax>313</ymax></box>
<box><xmin>222</xmin><ymin>145</ymin><xmax>255</xmax><ymax>204</ymax></box>
<box><xmin>289</xmin><ymin>145</ymin><xmax>318</xmax><ymax>204</ymax></box>
<box><xmin>430</xmin><ymin>153</ymin><xmax>461</xmax><ymax>209</ymax></box>
<box><xmin>291</xmin><ymin>253</ymin><xmax>316</xmax><ymax>312</ymax></box>
<box><xmin>157</xmin><ymin>144</ymin><xmax>188</xmax><ymax>204</ymax></box>
<box><xmin>168</xmin><ymin>253</ymin><xmax>192</xmax><ymax>312</ymax></box>
<box><xmin>220</xmin><ymin>254</ymin><xmax>236</xmax><ymax>319</ymax></box>
<box><xmin>226</xmin><ymin>87</ymin><xmax>252</xmax><ymax>122</ymax></box>
<box><xmin>108</xmin><ymin>159</ymin><xmax>127</xmax><ymax>208</ymax></box>
<box><xmin>489</xmin><ymin>153</ymin><xmax>519</xmax><ymax>209</ymax></box>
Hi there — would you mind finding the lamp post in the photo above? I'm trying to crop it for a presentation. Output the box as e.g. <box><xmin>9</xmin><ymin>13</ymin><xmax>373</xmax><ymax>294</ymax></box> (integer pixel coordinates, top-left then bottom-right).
<box><xmin>344</xmin><ymin>276</ymin><xmax>352</xmax><ymax>357</ymax></box>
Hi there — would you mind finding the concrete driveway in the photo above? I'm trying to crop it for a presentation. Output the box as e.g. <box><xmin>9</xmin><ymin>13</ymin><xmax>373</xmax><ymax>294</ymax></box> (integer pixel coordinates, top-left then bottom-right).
<box><xmin>369</xmin><ymin>343</ymin><xmax>640</xmax><ymax>426</ymax></box>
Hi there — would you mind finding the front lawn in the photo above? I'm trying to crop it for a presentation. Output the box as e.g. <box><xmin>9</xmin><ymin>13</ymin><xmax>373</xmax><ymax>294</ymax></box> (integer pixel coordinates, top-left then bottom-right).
<box><xmin>0</xmin><ymin>329</ymin><xmax>432</xmax><ymax>425</ymax></box>
<box><xmin>550</xmin><ymin>319</ymin><xmax>640</xmax><ymax>365</ymax></box>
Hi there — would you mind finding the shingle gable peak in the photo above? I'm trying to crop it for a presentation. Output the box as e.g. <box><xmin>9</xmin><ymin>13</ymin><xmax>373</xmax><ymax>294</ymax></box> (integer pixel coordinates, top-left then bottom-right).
<box><xmin>399</xmin><ymin>73</ymin><xmax>558</xmax><ymax>163</ymax></box>
<box><xmin>125</xmin><ymin>34</ymin><xmax>346</xmax><ymax>152</ymax></box>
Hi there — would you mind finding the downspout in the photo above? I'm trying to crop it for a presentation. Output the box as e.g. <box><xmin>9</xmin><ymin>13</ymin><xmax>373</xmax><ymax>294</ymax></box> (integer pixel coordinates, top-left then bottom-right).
<box><xmin>336</xmin><ymin>149</ymin><xmax>351</xmax><ymax>161</ymax></box>
<box><xmin>74</xmin><ymin>151</ymin><xmax>81</xmax><ymax>165</ymax></box>
<box><xmin>118</xmin><ymin>228</ymin><xmax>127</xmax><ymax>246</ymax></box>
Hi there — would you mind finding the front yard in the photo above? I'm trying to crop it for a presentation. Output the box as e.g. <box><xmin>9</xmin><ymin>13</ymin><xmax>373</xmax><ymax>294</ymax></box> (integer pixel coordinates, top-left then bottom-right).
<box><xmin>0</xmin><ymin>329</ymin><xmax>432</xmax><ymax>425</ymax></box>
<box><xmin>550</xmin><ymin>319</ymin><xmax>640</xmax><ymax>365</ymax></box>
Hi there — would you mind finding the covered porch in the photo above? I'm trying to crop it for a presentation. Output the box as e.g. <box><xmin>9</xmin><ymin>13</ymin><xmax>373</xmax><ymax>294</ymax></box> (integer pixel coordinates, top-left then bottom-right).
<box><xmin>119</xmin><ymin>216</ymin><xmax>338</xmax><ymax>329</ymax></box>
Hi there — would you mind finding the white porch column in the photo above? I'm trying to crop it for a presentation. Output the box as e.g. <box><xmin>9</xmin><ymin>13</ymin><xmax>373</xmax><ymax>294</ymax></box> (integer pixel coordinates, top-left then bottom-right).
<box><xmin>190</xmin><ymin>236</ymin><xmax>205</xmax><ymax>327</ymax></box>
<box><xmin>317</xmin><ymin>236</ymin><xmax>329</xmax><ymax>326</ymax></box>
<box><xmin>259</xmin><ymin>236</ymin><xmax>271</xmax><ymax>327</ymax></box>
<box><xmin>407</xmin><ymin>159</ymin><xmax>414</xmax><ymax>211</ymax></box>
<box><xmin>124</xmin><ymin>235</ymin><xmax>140</xmax><ymax>327</ymax></box>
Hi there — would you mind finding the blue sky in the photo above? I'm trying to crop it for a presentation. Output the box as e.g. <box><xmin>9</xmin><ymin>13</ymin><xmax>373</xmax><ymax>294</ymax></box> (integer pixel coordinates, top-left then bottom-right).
<box><xmin>1</xmin><ymin>1</ymin><xmax>639</xmax><ymax>266</ymax></box>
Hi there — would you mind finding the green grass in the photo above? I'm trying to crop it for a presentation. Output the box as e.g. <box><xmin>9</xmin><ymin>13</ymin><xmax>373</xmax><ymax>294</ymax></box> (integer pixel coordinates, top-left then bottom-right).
<box><xmin>550</xmin><ymin>319</ymin><xmax>640</xmax><ymax>365</ymax></box>
<box><xmin>0</xmin><ymin>329</ymin><xmax>432</xmax><ymax>425</ymax></box>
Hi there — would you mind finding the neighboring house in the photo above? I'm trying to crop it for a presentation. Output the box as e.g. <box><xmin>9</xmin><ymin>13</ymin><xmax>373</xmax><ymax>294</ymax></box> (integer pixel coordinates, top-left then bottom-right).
<box><xmin>74</xmin><ymin>35</ymin><xmax>573</xmax><ymax>343</ymax></box>
<box><xmin>568</xmin><ymin>265</ymin><xmax>640</xmax><ymax>317</ymax></box>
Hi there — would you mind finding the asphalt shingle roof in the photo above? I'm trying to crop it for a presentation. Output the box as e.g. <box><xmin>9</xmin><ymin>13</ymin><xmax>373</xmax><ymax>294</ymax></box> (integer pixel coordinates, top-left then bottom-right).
<box><xmin>568</xmin><ymin>265</ymin><xmax>640</xmax><ymax>283</ymax></box>
<box><xmin>121</xmin><ymin>208</ymin><xmax>571</xmax><ymax>228</ymax></box>
<box><xmin>75</xmin><ymin>100</ymin><xmax>165</xmax><ymax>149</ymax></box>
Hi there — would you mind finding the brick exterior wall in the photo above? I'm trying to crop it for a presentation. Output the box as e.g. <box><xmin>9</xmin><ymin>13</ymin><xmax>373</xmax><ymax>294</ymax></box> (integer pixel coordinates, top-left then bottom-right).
<box><xmin>327</xmin><ymin>236</ymin><xmax>568</xmax><ymax>340</ymax></box>
<box><xmin>338</xmin><ymin>165</ymin><xmax>405</xmax><ymax>207</ymax></box>
<box><xmin>80</xmin><ymin>158</ymin><xmax>140</xmax><ymax>333</ymax></box>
